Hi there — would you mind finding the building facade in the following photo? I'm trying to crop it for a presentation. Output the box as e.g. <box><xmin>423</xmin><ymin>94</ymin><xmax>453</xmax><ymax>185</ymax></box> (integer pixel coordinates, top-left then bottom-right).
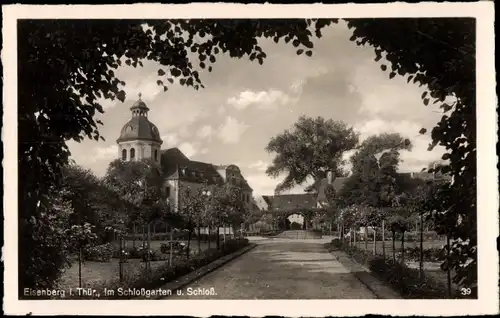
<box><xmin>117</xmin><ymin>95</ymin><xmax>253</xmax><ymax>216</ymax></box>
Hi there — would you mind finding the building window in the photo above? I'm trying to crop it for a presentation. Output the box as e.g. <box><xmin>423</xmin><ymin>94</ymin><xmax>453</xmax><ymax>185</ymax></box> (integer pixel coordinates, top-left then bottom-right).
<box><xmin>122</xmin><ymin>149</ymin><xmax>127</xmax><ymax>160</ymax></box>
<box><xmin>130</xmin><ymin>148</ymin><xmax>135</xmax><ymax>160</ymax></box>
<box><xmin>155</xmin><ymin>149</ymin><xmax>158</xmax><ymax>161</ymax></box>
<box><xmin>165</xmin><ymin>186</ymin><xmax>171</xmax><ymax>197</ymax></box>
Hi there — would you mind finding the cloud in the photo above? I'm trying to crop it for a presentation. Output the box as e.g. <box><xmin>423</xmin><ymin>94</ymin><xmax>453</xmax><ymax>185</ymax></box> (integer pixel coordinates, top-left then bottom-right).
<box><xmin>227</xmin><ymin>89</ymin><xmax>292</xmax><ymax>111</ymax></box>
<box><xmin>178</xmin><ymin>142</ymin><xmax>198</xmax><ymax>158</ymax></box>
<box><xmin>245</xmin><ymin>171</ymin><xmax>310</xmax><ymax>196</ymax></box>
<box><xmin>196</xmin><ymin>125</ymin><xmax>213</xmax><ymax>139</ymax></box>
<box><xmin>161</xmin><ymin>133</ymin><xmax>179</xmax><ymax>147</ymax></box>
<box><xmin>352</xmin><ymin>118</ymin><xmax>445</xmax><ymax>173</ymax></box>
<box><xmin>217</xmin><ymin>116</ymin><xmax>249</xmax><ymax>144</ymax></box>
<box><xmin>248</xmin><ymin>160</ymin><xmax>269</xmax><ymax>172</ymax></box>
<box><xmin>245</xmin><ymin>172</ymin><xmax>279</xmax><ymax>196</ymax></box>
<box><xmin>217</xmin><ymin>105</ymin><xmax>226</xmax><ymax>114</ymax></box>
<box><xmin>91</xmin><ymin>145</ymin><xmax>118</xmax><ymax>162</ymax></box>
<box><xmin>65</xmin><ymin>22</ymin><xmax>448</xmax><ymax>193</ymax></box>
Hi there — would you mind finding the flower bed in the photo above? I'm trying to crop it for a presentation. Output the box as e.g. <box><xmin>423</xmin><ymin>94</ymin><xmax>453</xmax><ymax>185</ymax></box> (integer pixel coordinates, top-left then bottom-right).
<box><xmin>338</xmin><ymin>243</ymin><xmax>456</xmax><ymax>299</ymax></box>
<box><xmin>60</xmin><ymin>238</ymin><xmax>250</xmax><ymax>299</ymax></box>
<box><xmin>83</xmin><ymin>243</ymin><xmax>113</xmax><ymax>262</ymax></box>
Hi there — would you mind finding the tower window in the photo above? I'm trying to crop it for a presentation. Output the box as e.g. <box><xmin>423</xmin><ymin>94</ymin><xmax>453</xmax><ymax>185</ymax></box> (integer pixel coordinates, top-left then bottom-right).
<box><xmin>122</xmin><ymin>149</ymin><xmax>127</xmax><ymax>161</ymax></box>
<box><xmin>155</xmin><ymin>149</ymin><xmax>158</xmax><ymax>161</ymax></box>
<box><xmin>130</xmin><ymin>148</ymin><xmax>135</xmax><ymax>160</ymax></box>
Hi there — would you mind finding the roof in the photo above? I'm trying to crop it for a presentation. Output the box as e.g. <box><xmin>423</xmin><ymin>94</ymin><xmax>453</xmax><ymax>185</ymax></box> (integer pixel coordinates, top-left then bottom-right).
<box><xmin>160</xmin><ymin>148</ymin><xmax>252</xmax><ymax>190</ymax></box>
<box><xmin>130</xmin><ymin>98</ymin><xmax>149</xmax><ymax>112</ymax></box>
<box><xmin>316</xmin><ymin>177</ymin><xmax>348</xmax><ymax>202</ymax></box>
<box><xmin>253</xmin><ymin>195</ymin><xmax>269</xmax><ymax>211</ymax></box>
<box><xmin>262</xmin><ymin>193</ymin><xmax>317</xmax><ymax>211</ymax></box>
<box><xmin>161</xmin><ymin>148</ymin><xmax>223</xmax><ymax>185</ymax></box>
<box><xmin>117</xmin><ymin>116</ymin><xmax>162</xmax><ymax>143</ymax></box>
<box><xmin>117</xmin><ymin>97</ymin><xmax>161</xmax><ymax>143</ymax></box>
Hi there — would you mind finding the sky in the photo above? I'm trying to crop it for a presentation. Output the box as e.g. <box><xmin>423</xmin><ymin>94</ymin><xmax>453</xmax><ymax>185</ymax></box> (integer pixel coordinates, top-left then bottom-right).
<box><xmin>67</xmin><ymin>20</ymin><xmax>446</xmax><ymax>196</ymax></box>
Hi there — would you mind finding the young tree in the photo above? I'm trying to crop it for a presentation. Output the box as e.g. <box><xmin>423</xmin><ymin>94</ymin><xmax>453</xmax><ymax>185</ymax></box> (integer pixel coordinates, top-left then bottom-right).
<box><xmin>66</xmin><ymin>223</ymin><xmax>98</xmax><ymax>288</ymax></box>
<box><xmin>266</xmin><ymin>116</ymin><xmax>359</xmax><ymax>193</ymax></box>
<box><xmin>177</xmin><ymin>184</ymin><xmax>210</xmax><ymax>258</ymax></box>
<box><xmin>104</xmin><ymin>158</ymin><xmax>165</xmax><ymax>270</ymax></box>
<box><xmin>210</xmin><ymin>183</ymin><xmax>248</xmax><ymax>247</ymax></box>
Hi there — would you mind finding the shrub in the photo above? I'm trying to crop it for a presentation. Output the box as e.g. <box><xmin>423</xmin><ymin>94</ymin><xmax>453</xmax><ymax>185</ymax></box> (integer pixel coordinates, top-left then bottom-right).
<box><xmin>160</xmin><ymin>241</ymin><xmax>188</xmax><ymax>254</ymax></box>
<box><xmin>422</xmin><ymin>231</ymin><xmax>440</xmax><ymax>241</ymax></box>
<box><xmin>331</xmin><ymin>238</ymin><xmax>342</xmax><ymax>248</ymax></box>
<box><xmin>369</xmin><ymin>257</ymin><xmax>449</xmax><ymax>299</ymax></box>
<box><xmin>401</xmin><ymin>247</ymin><xmax>445</xmax><ymax>262</ymax></box>
<box><xmin>123</xmin><ymin>238</ymin><xmax>249</xmax><ymax>298</ymax></box>
<box><xmin>83</xmin><ymin>243</ymin><xmax>113</xmax><ymax>262</ymax></box>
<box><xmin>260</xmin><ymin>230</ymin><xmax>281</xmax><ymax>237</ymax></box>
<box><xmin>123</xmin><ymin>231</ymin><xmax>191</xmax><ymax>241</ymax></box>
<box><xmin>338</xmin><ymin>244</ymin><xmax>457</xmax><ymax>299</ymax></box>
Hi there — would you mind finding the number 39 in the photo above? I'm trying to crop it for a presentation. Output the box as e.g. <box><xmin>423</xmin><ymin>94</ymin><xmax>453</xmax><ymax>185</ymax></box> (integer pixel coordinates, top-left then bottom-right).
<box><xmin>461</xmin><ymin>288</ymin><xmax>472</xmax><ymax>296</ymax></box>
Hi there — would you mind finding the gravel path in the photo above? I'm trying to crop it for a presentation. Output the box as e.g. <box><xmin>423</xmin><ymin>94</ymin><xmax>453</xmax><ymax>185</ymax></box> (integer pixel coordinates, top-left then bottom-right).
<box><xmin>169</xmin><ymin>238</ymin><xmax>377</xmax><ymax>299</ymax></box>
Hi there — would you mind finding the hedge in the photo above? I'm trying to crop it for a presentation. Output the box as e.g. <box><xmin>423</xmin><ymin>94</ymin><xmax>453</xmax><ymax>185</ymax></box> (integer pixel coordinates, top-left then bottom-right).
<box><xmin>336</xmin><ymin>242</ymin><xmax>460</xmax><ymax>299</ymax></box>
<box><xmin>123</xmin><ymin>232</ymin><xmax>229</xmax><ymax>242</ymax></box>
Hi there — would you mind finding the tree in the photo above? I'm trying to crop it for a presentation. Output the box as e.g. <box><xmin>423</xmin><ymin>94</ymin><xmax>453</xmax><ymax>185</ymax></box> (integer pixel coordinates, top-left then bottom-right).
<box><xmin>266</xmin><ymin>116</ymin><xmax>359</xmax><ymax>193</ymax></box>
<box><xmin>177</xmin><ymin>183</ymin><xmax>210</xmax><ymax>258</ymax></box>
<box><xmin>21</xmin><ymin>186</ymin><xmax>74</xmax><ymax>292</ymax></box>
<box><xmin>388</xmin><ymin>214</ymin><xmax>408</xmax><ymax>263</ymax></box>
<box><xmin>209</xmin><ymin>183</ymin><xmax>248</xmax><ymax>245</ymax></box>
<box><xmin>104</xmin><ymin>159</ymin><xmax>164</xmax><ymax>225</ymax></box>
<box><xmin>103</xmin><ymin>158</ymin><xmax>165</xmax><ymax>268</ymax></box>
<box><xmin>61</xmin><ymin>164</ymin><xmax>131</xmax><ymax>243</ymax></box>
<box><xmin>339</xmin><ymin>133</ymin><xmax>412</xmax><ymax>208</ymax></box>
<box><xmin>18</xmin><ymin>18</ymin><xmax>337</xmax><ymax>291</ymax></box>
<box><xmin>346</xmin><ymin>18</ymin><xmax>476</xmax><ymax>289</ymax></box>
<box><xmin>65</xmin><ymin>223</ymin><xmax>98</xmax><ymax>288</ymax></box>
<box><xmin>316</xmin><ymin>183</ymin><xmax>339</xmax><ymax>235</ymax></box>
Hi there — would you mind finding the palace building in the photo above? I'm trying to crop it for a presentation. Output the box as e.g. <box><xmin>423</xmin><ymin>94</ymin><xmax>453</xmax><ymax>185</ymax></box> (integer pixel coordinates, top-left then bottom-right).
<box><xmin>116</xmin><ymin>94</ymin><xmax>253</xmax><ymax>213</ymax></box>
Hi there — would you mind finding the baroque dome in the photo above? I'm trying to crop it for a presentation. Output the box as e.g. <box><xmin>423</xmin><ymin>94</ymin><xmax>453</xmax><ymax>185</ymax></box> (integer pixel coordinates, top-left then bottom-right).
<box><xmin>116</xmin><ymin>94</ymin><xmax>163</xmax><ymax>144</ymax></box>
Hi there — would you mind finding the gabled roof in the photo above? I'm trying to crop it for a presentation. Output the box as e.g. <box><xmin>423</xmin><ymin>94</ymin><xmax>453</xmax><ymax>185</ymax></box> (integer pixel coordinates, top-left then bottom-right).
<box><xmin>160</xmin><ymin>147</ymin><xmax>190</xmax><ymax>178</ymax></box>
<box><xmin>253</xmin><ymin>195</ymin><xmax>269</xmax><ymax>211</ymax></box>
<box><xmin>262</xmin><ymin>193</ymin><xmax>317</xmax><ymax>211</ymax></box>
<box><xmin>161</xmin><ymin>148</ymin><xmax>223</xmax><ymax>185</ymax></box>
<box><xmin>161</xmin><ymin>148</ymin><xmax>252</xmax><ymax>188</ymax></box>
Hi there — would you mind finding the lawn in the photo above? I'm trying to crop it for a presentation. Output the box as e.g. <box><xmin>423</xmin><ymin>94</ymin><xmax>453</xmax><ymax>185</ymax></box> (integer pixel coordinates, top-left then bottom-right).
<box><xmin>349</xmin><ymin>239</ymin><xmax>446</xmax><ymax>256</ymax></box>
<box><xmin>56</xmin><ymin>239</ymin><xmax>214</xmax><ymax>289</ymax></box>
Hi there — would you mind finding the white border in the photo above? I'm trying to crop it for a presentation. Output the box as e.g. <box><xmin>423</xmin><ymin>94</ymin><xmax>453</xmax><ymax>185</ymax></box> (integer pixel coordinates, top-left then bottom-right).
<box><xmin>2</xmin><ymin>2</ymin><xmax>498</xmax><ymax>316</ymax></box>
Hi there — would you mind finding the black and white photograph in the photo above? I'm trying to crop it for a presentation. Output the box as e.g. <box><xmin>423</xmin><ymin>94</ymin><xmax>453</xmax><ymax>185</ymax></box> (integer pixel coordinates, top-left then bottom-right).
<box><xmin>2</xmin><ymin>2</ymin><xmax>497</xmax><ymax>316</ymax></box>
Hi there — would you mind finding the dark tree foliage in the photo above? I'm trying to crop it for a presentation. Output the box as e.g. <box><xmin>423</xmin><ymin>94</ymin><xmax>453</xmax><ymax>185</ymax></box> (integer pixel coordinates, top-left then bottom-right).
<box><xmin>346</xmin><ymin>18</ymin><xmax>476</xmax><ymax>288</ymax></box>
<box><xmin>338</xmin><ymin>133</ymin><xmax>412</xmax><ymax>208</ymax></box>
<box><xmin>18</xmin><ymin>19</ymin><xmax>336</xmax><ymax>291</ymax></box>
<box><xmin>61</xmin><ymin>164</ymin><xmax>130</xmax><ymax>242</ymax></box>
<box><xmin>266</xmin><ymin>116</ymin><xmax>359</xmax><ymax>193</ymax></box>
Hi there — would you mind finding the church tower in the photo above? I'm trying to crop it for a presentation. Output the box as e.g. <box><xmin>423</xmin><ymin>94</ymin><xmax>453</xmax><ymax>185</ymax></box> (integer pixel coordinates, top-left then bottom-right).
<box><xmin>117</xmin><ymin>93</ymin><xmax>163</xmax><ymax>165</ymax></box>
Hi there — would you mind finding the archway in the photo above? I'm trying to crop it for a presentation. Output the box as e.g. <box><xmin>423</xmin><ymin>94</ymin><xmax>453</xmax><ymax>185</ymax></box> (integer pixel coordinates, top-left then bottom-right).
<box><xmin>287</xmin><ymin>213</ymin><xmax>305</xmax><ymax>230</ymax></box>
<box><xmin>270</xmin><ymin>207</ymin><xmax>330</xmax><ymax>232</ymax></box>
